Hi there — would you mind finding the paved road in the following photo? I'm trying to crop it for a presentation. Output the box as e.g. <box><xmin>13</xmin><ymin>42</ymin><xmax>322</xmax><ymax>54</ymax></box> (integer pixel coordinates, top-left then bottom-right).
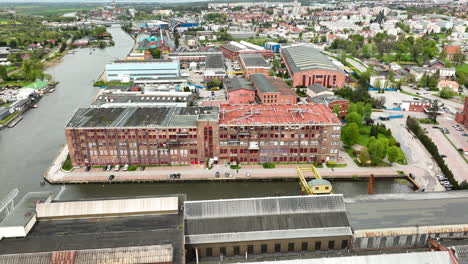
<box><xmin>346</xmin><ymin>57</ymin><xmax>367</xmax><ymax>72</ymax></box>
<box><xmin>424</xmin><ymin>124</ymin><xmax>468</xmax><ymax>183</ymax></box>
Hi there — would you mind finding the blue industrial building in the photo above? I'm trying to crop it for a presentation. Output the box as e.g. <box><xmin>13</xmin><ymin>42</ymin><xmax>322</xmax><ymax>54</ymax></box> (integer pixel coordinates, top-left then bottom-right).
<box><xmin>106</xmin><ymin>60</ymin><xmax>180</xmax><ymax>82</ymax></box>
<box><xmin>265</xmin><ymin>42</ymin><xmax>281</xmax><ymax>54</ymax></box>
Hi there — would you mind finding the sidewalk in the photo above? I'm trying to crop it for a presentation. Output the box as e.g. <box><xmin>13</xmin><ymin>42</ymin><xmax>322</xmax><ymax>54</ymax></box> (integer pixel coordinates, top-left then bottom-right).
<box><xmin>45</xmin><ymin>160</ymin><xmax>401</xmax><ymax>184</ymax></box>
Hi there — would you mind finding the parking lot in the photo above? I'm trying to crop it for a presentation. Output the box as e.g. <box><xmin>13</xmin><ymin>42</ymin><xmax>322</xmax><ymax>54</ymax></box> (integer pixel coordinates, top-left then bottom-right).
<box><xmin>423</xmin><ymin>119</ymin><xmax>468</xmax><ymax>184</ymax></box>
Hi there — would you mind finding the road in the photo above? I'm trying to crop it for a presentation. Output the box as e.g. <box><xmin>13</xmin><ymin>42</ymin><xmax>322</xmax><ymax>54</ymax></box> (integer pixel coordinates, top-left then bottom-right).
<box><xmin>371</xmin><ymin>111</ymin><xmax>445</xmax><ymax>191</ymax></box>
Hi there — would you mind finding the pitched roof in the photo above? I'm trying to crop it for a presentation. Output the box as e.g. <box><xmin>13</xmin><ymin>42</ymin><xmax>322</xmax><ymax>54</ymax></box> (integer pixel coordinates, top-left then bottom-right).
<box><xmin>445</xmin><ymin>45</ymin><xmax>461</xmax><ymax>55</ymax></box>
<box><xmin>224</xmin><ymin>77</ymin><xmax>255</xmax><ymax>92</ymax></box>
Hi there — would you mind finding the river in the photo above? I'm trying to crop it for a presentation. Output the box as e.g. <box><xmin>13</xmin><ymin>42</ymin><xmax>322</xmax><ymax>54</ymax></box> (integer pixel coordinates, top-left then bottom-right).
<box><xmin>0</xmin><ymin>25</ymin><xmax>413</xmax><ymax>202</ymax></box>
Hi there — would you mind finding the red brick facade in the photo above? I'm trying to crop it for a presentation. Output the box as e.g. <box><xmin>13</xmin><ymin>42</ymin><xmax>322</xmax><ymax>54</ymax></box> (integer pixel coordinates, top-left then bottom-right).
<box><xmin>455</xmin><ymin>97</ymin><xmax>468</xmax><ymax>127</ymax></box>
<box><xmin>289</xmin><ymin>69</ymin><xmax>346</xmax><ymax>88</ymax></box>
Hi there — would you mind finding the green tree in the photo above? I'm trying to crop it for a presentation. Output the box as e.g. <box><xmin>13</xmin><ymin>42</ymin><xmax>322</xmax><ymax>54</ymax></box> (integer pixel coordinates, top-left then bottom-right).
<box><xmin>439</xmin><ymin>87</ymin><xmax>456</xmax><ymax>99</ymax></box>
<box><xmin>207</xmin><ymin>79</ymin><xmax>223</xmax><ymax>88</ymax></box>
<box><xmin>149</xmin><ymin>48</ymin><xmax>162</xmax><ymax>59</ymax></box>
<box><xmin>333</xmin><ymin>104</ymin><xmax>341</xmax><ymax>117</ymax></box>
<box><xmin>97</xmin><ymin>40</ymin><xmax>106</xmax><ymax>49</ymax></box>
<box><xmin>342</xmin><ymin>123</ymin><xmax>360</xmax><ymax>146</ymax></box>
<box><xmin>367</xmin><ymin>136</ymin><xmax>388</xmax><ymax>165</ymax></box>
<box><xmin>0</xmin><ymin>65</ymin><xmax>8</xmax><ymax>81</ymax></box>
<box><xmin>363</xmin><ymin>103</ymin><xmax>372</xmax><ymax>120</ymax></box>
<box><xmin>359</xmin><ymin>146</ymin><xmax>371</xmax><ymax>166</ymax></box>
<box><xmin>387</xmin><ymin>146</ymin><xmax>400</xmax><ymax>163</ymax></box>
<box><xmin>345</xmin><ymin>112</ymin><xmax>363</xmax><ymax>126</ymax></box>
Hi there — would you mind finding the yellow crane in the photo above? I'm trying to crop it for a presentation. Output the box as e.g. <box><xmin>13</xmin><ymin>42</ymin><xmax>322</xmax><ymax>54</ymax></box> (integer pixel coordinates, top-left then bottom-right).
<box><xmin>297</xmin><ymin>165</ymin><xmax>332</xmax><ymax>195</ymax></box>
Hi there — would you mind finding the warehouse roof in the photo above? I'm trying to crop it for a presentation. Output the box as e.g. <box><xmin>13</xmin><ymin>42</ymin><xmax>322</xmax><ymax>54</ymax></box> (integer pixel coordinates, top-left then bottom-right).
<box><xmin>309</xmin><ymin>94</ymin><xmax>348</xmax><ymax>105</ymax></box>
<box><xmin>36</xmin><ymin>196</ymin><xmax>178</xmax><ymax>220</ymax></box>
<box><xmin>0</xmin><ymin>195</ymin><xmax>185</xmax><ymax>264</ymax></box>
<box><xmin>185</xmin><ymin>195</ymin><xmax>351</xmax><ymax>244</ymax></box>
<box><xmin>251</xmin><ymin>74</ymin><xmax>296</xmax><ymax>98</ymax></box>
<box><xmin>224</xmin><ymin>77</ymin><xmax>255</xmax><ymax>93</ymax></box>
<box><xmin>239</xmin><ymin>53</ymin><xmax>270</xmax><ymax>68</ymax></box>
<box><xmin>205</xmin><ymin>54</ymin><xmax>224</xmax><ymax>69</ymax></box>
<box><xmin>66</xmin><ymin>106</ymin><xmax>218</xmax><ymax>128</ymax></box>
<box><xmin>0</xmin><ymin>245</ymin><xmax>173</xmax><ymax>264</ymax></box>
<box><xmin>281</xmin><ymin>45</ymin><xmax>343</xmax><ymax>73</ymax></box>
<box><xmin>345</xmin><ymin>191</ymin><xmax>468</xmax><ymax>231</ymax></box>
<box><xmin>236</xmin><ymin>251</ymin><xmax>454</xmax><ymax>264</ymax></box>
<box><xmin>219</xmin><ymin>104</ymin><xmax>341</xmax><ymax>125</ymax></box>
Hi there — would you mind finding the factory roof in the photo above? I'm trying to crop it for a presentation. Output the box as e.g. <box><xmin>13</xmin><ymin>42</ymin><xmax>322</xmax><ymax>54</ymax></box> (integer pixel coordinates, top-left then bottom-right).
<box><xmin>307</xmin><ymin>84</ymin><xmax>329</xmax><ymax>94</ymax></box>
<box><xmin>219</xmin><ymin>104</ymin><xmax>341</xmax><ymax>125</ymax></box>
<box><xmin>0</xmin><ymin>195</ymin><xmax>185</xmax><ymax>264</ymax></box>
<box><xmin>281</xmin><ymin>45</ymin><xmax>344</xmax><ymax>73</ymax></box>
<box><xmin>93</xmin><ymin>94</ymin><xmax>190</xmax><ymax>106</ymax></box>
<box><xmin>65</xmin><ymin>106</ymin><xmax>218</xmax><ymax>128</ymax></box>
<box><xmin>0</xmin><ymin>192</ymin><xmax>52</xmax><ymax>238</ymax></box>
<box><xmin>224</xmin><ymin>77</ymin><xmax>255</xmax><ymax>93</ymax></box>
<box><xmin>251</xmin><ymin>74</ymin><xmax>296</xmax><ymax>97</ymax></box>
<box><xmin>0</xmin><ymin>245</ymin><xmax>174</xmax><ymax>264</ymax></box>
<box><xmin>205</xmin><ymin>54</ymin><xmax>225</xmax><ymax>69</ymax></box>
<box><xmin>239</xmin><ymin>53</ymin><xmax>270</xmax><ymax>68</ymax></box>
<box><xmin>36</xmin><ymin>196</ymin><xmax>178</xmax><ymax>220</ymax></box>
<box><xmin>185</xmin><ymin>195</ymin><xmax>351</xmax><ymax>244</ymax></box>
<box><xmin>309</xmin><ymin>94</ymin><xmax>348</xmax><ymax>105</ymax></box>
<box><xmin>236</xmin><ymin>251</ymin><xmax>454</xmax><ymax>264</ymax></box>
<box><xmin>345</xmin><ymin>192</ymin><xmax>468</xmax><ymax>232</ymax></box>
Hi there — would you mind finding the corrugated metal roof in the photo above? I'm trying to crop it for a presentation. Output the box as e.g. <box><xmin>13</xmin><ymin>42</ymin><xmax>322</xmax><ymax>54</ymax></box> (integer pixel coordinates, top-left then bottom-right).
<box><xmin>454</xmin><ymin>245</ymin><xmax>468</xmax><ymax>260</ymax></box>
<box><xmin>281</xmin><ymin>45</ymin><xmax>343</xmax><ymax>74</ymax></box>
<box><xmin>185</xmin><ymin>195</ymin><xmax>346</xmax><ymax>220</ymax></box>
<box><xmin>0</xmin><ymin>252</ymin><xmax>51</xmax><ymax>264</ymax></box>
<box><xmin>74</xmin><ymin>244</ymin><xmax>173</xmax><ymax>264</ymax></box>
<box><xmin>36</xmin><ymin>196</ymin><xmax>178</xmax><ymax>219</ymax></box>
<box><xmin>186</xmin><ymin>227</ymin><xmax>352</xmax><ymax>245</ymax></box>
<box><xmin>232</xmin><ymin>251</ymin><xmax>453</xmax><ymax>264</ymax></box>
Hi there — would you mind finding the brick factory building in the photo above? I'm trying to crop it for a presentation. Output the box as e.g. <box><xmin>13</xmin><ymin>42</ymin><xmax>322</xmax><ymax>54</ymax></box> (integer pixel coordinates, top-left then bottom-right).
<box><xmin>225</xmin><ymin>77</ymin><xmax>256</xmax><ymax>105</ymax></box>
<box><xmin>220</xmin><ymin>41</ymin><xmax>273</xmax><ymax>60</ymax></box>
<box><xmin>65</xmin><ymin>104</ymin><xmax>341</xmax><ymax>167</ymax></box>
<box><xmin>239</xmin><ymin>53</ymin><xmax>271</xmax><ymax>78</ymax></box>
<box><xmin>251</xmin><ymin>74</ymin><xmax>297</xmax><ymax>105</ymax></box>
<box><xmin>281</xmin><ymin>45</ymin><xmax>346</xmax><ymax>88</ymax></box>
<box><xmin>455</xmin><ymin>97</ymin><xmax>468</xmax><ymax>127</ymax></box>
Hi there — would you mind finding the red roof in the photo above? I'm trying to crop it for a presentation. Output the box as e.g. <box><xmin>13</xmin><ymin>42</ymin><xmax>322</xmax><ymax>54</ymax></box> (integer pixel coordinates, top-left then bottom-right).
<box><xmin>445</xmin><ymin>45</ymin><xmax>461</xmax><ymax>55</ymax></box>
<box><xmin>219</xmin><ymin>104</ymin><xmax>341</xmax><ymax>125</ymax></box>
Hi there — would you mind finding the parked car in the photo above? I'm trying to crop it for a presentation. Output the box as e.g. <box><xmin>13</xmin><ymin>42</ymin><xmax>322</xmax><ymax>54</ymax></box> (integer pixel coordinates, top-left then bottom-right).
<box><xmin>140</xmin><ymin>166</ymin><xmax>145</xmax><ymax>171</ymax></box>
<box><xmin>109</xmin><ymin>175</ymin><xmax>115</xmax><ymax>181</ymax></box>
<box><xmin>413</xmin><ymin>97</ymin><xmax>420</xmax><ymax>100</ymax></box>
<box><xmin>123</xmin><ymin>164</ymin><xmax>129</xmax><ymax>171</ymax></box>
<box><xmin>463</xmin><ymin>133</ymin><xmax>468</xmax><ymax>137</ymax></box>
<box><xmin>432</xmin><ymin>126</ymin><xmax>439</xmax><ymax>129</ymax></box>
<box><xmin>85</xmin><ymin>166</ymin><xmax>91</xmax><ymax>172</ymax></box>
<box><xmin>441</xmin><ymin>154</ymin><xmax>447</xmax><ymax>158</ymax></box>
<box><xmin>114</xmin><ymin>164</ymin><xmax>120</xmax><ymax>171</ymax></box>
<box><xmin>106</xmin><ymin>165</ymin><xmax>112</xmax><ymax>171</ymax></box>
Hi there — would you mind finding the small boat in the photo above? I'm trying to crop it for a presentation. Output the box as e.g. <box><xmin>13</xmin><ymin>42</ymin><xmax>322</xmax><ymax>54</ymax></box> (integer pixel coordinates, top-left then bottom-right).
<box><xmin>48</xmin><ymin>88</ymin><xmax>55</xmax><ymax>93</ymax></box>
<box><xmin>32</xmin><ymin>104</ymin><xmax>38</xmax><ymax>108</ymax></box>
<box><xmin>8</xmin><ymin>115</ymin><xmax>23</xmax><ymax>128</ymax></box>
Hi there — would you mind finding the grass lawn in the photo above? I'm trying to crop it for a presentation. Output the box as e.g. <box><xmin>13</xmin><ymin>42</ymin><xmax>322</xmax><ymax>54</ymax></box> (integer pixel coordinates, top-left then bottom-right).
<box><xmin>400</xmin><ymin>90</ymin><xmax>426</xmax><ymax>99</ymax></box>
<box><xmin>61</xmin><ymin>154</ymin><xmax>73</xmax><ymax>171</ymax></box>
<box><xmin>0</xmin><ymin>112</ymin><xmax>18</xmax><ymax>125</ymax></box>
<box><xmin>456</xmin><ymin>64</ymin><xmax>468</xmax><ymax>73</ymax></box>
<box><xmin>0</xmin><ymin>80</ymin><xmax>33</xmax><ymax>87</ymax></box>
<box><xmin>93</xmin><ymin>80</ymin><xmax>131</xmax><ymax>87</ymax></box>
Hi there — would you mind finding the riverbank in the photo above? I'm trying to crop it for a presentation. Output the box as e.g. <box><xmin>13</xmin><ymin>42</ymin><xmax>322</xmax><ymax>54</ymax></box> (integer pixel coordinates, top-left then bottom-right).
<box><xmin>44</xmin><ymin>147</ymin><xmax>409</xmax><ymax>184</ymax></box>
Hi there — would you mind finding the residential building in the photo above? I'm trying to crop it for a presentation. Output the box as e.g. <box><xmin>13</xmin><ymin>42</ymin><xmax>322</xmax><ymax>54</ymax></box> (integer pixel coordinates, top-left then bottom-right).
<box><xmin>65</xmin><ymin>104</ymin><xmax>341</xmax><ymax>167</ymax></box>
<box><xmin>281</xmin><ymin>45</ymin><xmax>346</xmax><ymax>88</ymax></box>
<box><xmin>438</xmin><ymin>80</ymin><xmax>460</xmax><ymax>92</ymax></box>
<box><xmin>239</xmin><ymin>53</ymin><xmax>271</xmax><ymax>78</ymax></box>
<box><xmin>444</xmin><ymin>45</ymin><xmax>462</xmax><ymax>61</ymax></box>
<box><xmin>225</xmin><ymin>77</ymin><xmax>256</xmax><ymax>104</ymax></box>
<box><xmin>455</xmin><ymin>97</ymin><xmax>468</xmax><ymax>127</ymax></box>
<box><xmin>185</xmin><ymin>195</ymin><xmax>352</xmax><ymax>261</ymax></box>
<box><xmin>251</xmin><ymin>74</ymin><xmax>297</xmax><ymax>105</ymax></box>
<box><xmin>105</xmin><ymin>59</ymin><xmax>180</xmax><ymax>82</ymax></box>
<box><xmin>439</xmin><ymin>67</ymin><xmax>456</xmax><ymax>80</ymax></box>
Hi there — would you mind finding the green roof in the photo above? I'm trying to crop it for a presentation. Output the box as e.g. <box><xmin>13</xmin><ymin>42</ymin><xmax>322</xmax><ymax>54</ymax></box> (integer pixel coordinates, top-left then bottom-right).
<box><xmin>23</xmin><ymin>81</ymin><xmax>48</xmax><ymax>91</ymax></box>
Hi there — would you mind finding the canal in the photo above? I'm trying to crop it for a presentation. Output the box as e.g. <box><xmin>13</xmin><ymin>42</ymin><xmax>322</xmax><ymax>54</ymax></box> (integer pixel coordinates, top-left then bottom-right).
<box><xmin>0</xmin><ymin>25</ymin><xmax>413</xmax><ymax>202</ymax></box>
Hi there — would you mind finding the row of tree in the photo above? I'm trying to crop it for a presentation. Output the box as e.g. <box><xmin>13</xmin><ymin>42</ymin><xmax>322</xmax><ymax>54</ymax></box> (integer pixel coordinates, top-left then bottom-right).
<box><xmin>406</xmin><ymin>117</ymin><xmax>466</xmax><ymax>189</ymax></box>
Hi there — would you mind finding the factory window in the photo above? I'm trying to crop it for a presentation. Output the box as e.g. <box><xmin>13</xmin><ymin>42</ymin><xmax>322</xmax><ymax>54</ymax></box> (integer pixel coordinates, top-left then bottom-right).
<box><xmin>288</xmin><ymin>243</ymin><xmax>295</xmax><ymax>251</ymax></box>
<box><xmin>261</xmin><ymin>244</ymin><xmax>267</xmax><ymax>253</ymax></box>
<box><xmin>274</xmin><ymin>243</ymin><xmax>281</xmax><ymax>252</ymax></box>
<box><xmin>247</xmin><ymin>245</ymin><xmax>254</xmax><ymax>254</ymax></box>
<box><xmin>341</xmin><ymin>240</ymin><xmax>348</xmax><ymax>249</ymax></box>
<box><xmin>315</xmin><ymin>241</ymin><xmax>321</xmax><ymax>250</ymax></box>
<box><xmin>392</xmin><ymin>236</ymin><xmax>400</xmax><ymax>247</ymax></box>
<box><xmin>301</xmin><ymin>242</ymin><xmax>308</xmax><ymax>251</ymax></box>
<box><xmin>206</xmin><ymin>248</ymin><xmax>212</xmax><ymax>257</ymax></box>
<box><xmin>220</xmin><ymin>247</ymin><xmax>226</xmax><ymax>256</ymax></box>
<box><xmin>405</xmin><ymin>236</ymin><xmax>413</xmax><ymax>246</ymax></box>
<box><xmin>328</xmin><ymin>240</ymin><xmax>335</xmax><ymax>250</ymax></box>
<box><xmin>233</xmin><ymin>246</ymin><xmax>240</xmax><ymax>255</ymax></box>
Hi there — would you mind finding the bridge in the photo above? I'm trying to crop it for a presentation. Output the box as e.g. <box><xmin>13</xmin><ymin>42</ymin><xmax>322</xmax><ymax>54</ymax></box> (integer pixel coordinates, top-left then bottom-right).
<box><xmin>297</xmin><ymin>166</ymin><xmax>332</xmax><ymax>195</ymax></box>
